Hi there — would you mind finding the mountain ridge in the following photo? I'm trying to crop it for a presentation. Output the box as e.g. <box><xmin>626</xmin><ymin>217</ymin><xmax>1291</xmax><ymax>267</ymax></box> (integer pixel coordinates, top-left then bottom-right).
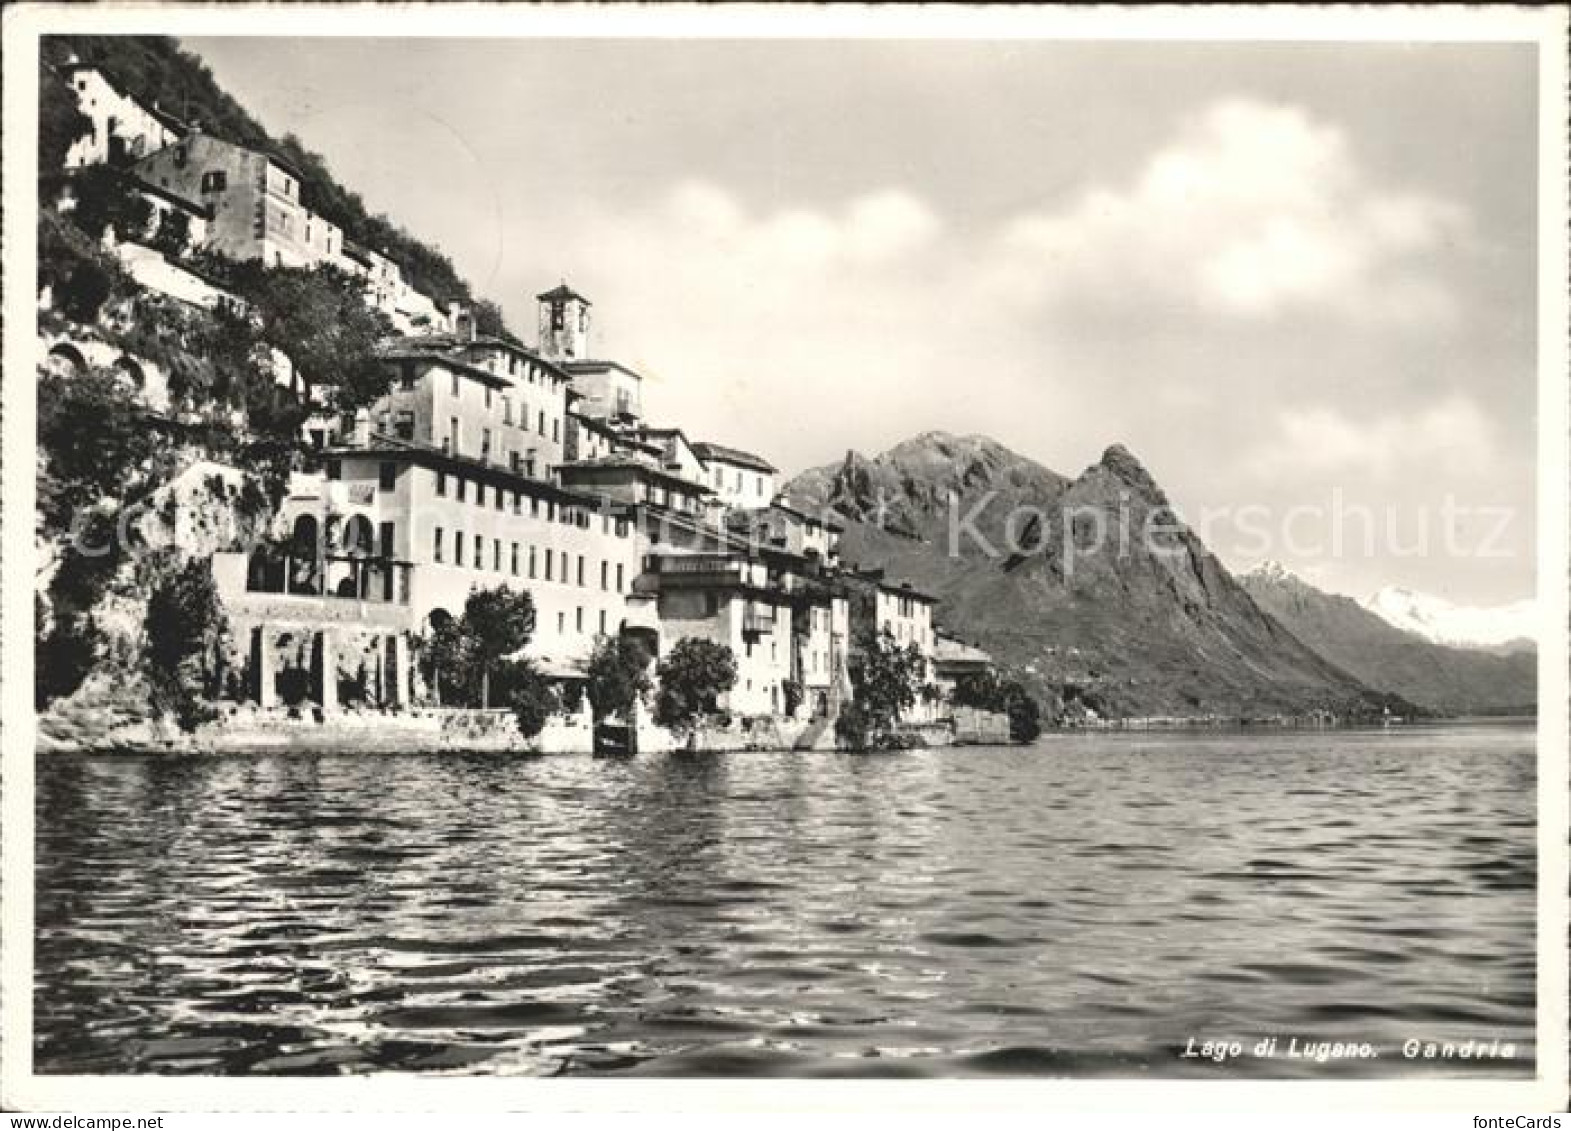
<box><xmin>786</xmin><ymin>432</ymin><xmax>1405</xmax><ymax>722</ymax></box>
<box><xmin>1240</xmin><ymin>564</ymin><xmax>1535</xmax><ymax>716</ymax></box>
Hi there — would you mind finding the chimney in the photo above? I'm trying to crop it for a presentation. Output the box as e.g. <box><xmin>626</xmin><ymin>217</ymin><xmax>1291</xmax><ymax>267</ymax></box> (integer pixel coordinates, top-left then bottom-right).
<box><xmin>451</xmin><ymin>304</ymin><xmax>476</xmax><ymax>341</ymax></box>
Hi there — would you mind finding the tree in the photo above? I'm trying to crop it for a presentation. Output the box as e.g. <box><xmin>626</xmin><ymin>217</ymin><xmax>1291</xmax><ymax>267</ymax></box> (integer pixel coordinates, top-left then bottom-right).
<box><xmin>843</xmin><ymin>628</ymin><xmax>925</xmax><ymax>747</ymax></box>
<box><xmin>38</xmin><ymin>364</ymin><xmax>159</xmax><ymax>534</ymax></box>
<box><xmin>654</xmin><ymin>637</ymin><xmax>737</xmax><ymax>743</ymax></box>
<box><xmin>70</xmin><ymin>164</ymin><xmax>152</xmax><ymax>243</ymax></box>
<box><xmin>143</xmin><ymin>557</ymin><xmax>228</xmax><ymax>730</ymax></box>
<box><xmin>36</xmin><ymin>592</ymin><xmax>101</xmax><ymax>710</ymax></box>
<box><xmin>148</xmin><ymin>208</ymin><xmax>191</xmax><ymax>258</ymax></box>
<box><xmin>56</xmin><ymin>258</ymin><xmax>116</xmax><ymax>324</ymax></box>
<box><xmin>472</xmin><ymin>299</ymin><xmax>510</xmax><ymax>340</ymax></box>
<box><xmin>420</xmin><ymin>608</ymin><xmax>473</xmax><ymax>706</ymax></box>
<box><xmin>462</xmin><ymin>586</ymin><xmax>537</xmax><ymax>708</ymax></box>
<box><xmin>952</xmin><ymin>667</ymin><xmax>1043</xmax><ymax>743</ymax></box>
<box><xmin>1005</xmin><ymin>688</ymin><xmax>1043</xmax><ymax>743</ymax></box>
<box><xmin>418</xmin><ymin>587</ymin><xmax>537</xmax><ymax>708</ymax></box>
<box><xmin>494</xmin><ymin>658</ymin><xmax>558</xmax><ymax>740</ymax></box>
<box><xmin>222</xmin><ymin>261</ymin><xmax>395</xmax><ymax>416</ymax></box>
<box><xmin>38</xmin><ymin>58</ymin><xmax>92</xmax><ymax>173</ymax></box>
<box><xmin>585</xmin><ymin>634</ymin><xmax>652</xmax><ymax>722</ymax></box>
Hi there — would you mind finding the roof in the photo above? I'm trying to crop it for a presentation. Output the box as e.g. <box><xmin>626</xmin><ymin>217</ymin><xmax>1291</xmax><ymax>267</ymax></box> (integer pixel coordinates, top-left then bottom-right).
<box><xmin>537</xmin><ymin>283</ymin><xmax>591</xmax><ymax>304</ymax></box>
<box><xmin>846</xmin><ymin>566</ymin><xmax>938</xmax><ymax>604</ymax></box>
<box><xmin>568</xmin><ymin>410</ymin><xmax>664</xmax><ymax>453</ymax></box>
<box><xmin>557</xmin><ymin>456</ymin><xmax>716</xmax><ymax>495</ymax></box>
<box><xmin>561</xmin><ymin>357</ymin><xmax>643</xmax><ymax>380</ymax></box>
<box><xmin>378</xmin><ymin>334</ymin><xmax>569</xmax><ymax>384</ymax></box>
<box><xmin>327</xmin><ymin>441</ymin><xmax>600</xmax><ymax>508</ymax></box>
<box><xmin>131</xmin><ymin>176</ymin><xmax>209</xmax><ymax>218</ymax></box>
<box><xmin>691</xmin><ymin>440</ymin><xmax>777</xmax><ymax>474</ymax></box>
<box><xmin>769</xmin><ymin>500</ymin><xmax>845</xmax><ymax>533</ymax></box>
<box><xmin>935</xmin><ymin>634</ymin><xmax>993</xmax><ymax>667</ymax></box>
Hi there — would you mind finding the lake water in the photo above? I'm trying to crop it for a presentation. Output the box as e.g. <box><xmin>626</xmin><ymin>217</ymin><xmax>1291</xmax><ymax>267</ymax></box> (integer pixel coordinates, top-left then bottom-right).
<box><xmin>34</xmin><ymin>723</ymin><xmax>1537</xmax><ymax>1077</ymax></box>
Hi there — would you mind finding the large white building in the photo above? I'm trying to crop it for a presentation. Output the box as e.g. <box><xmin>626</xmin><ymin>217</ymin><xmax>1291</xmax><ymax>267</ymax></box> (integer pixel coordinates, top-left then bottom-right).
<box><xmin>207</xmin><ymin>283</ymin><xmax>934</xmax><ymax>730</ymax></box>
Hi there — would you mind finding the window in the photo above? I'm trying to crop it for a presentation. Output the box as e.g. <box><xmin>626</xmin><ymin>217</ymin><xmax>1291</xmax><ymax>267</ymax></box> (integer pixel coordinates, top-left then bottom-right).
<box><xmin>503</xmin><ymin>397</ymin><xmax>513</xmax><ymax>425</ymax></box>
<box><xmin>576</xmin><ymin>607</ymin><xmax>584</xmax><ymax>633</ymax></box>
<box><xmin>173</xmin><ymin>145</ymin><xmax>187</xmax><ymax>168</ymax></box>
<box><xmin>493</xmin><ymin>538</ymin><xmax>502</xmax><ymax>571</ymax></box>
<box><xmin>485</xmin><ymin>386</ymin><xmax>493</xmax><ymax>410</ymax></box>
<box><xmin>326</xmin><ymin>459</ymin><xmax>342</xmax><ymax>480</ymax></box>
<box><xmin>401</xmin><ymin>365</ymin><xmax>417</xmax><ymax>391</ymax></box>
<box><xmin>531</xmin><ymin>497</ymin><xmax>540</xmax><ymax>519</ymax></box>
<box><xmin>513</xmin><ymin>491</ymin><xmax>523</xmax><ymax>516</ymax></box>
<box><xmin>577</xmin><ymin>556</ymin><xmax>585</xmax><ymax>586</ymax></box>
<box><xmin>538</xmin><ymin>410</ymin><xmax>546</xmax><ymax>436</ymax></box>
<box><xmin>545</xmin><ymin>548</ymin><xmax>554</xmax><ymax>580</ymax></box>
<box><xmin>475</xmin><ymin>481</ymin><xmax>486</xmax><ymax>508</ymax></box>
<box><xmin>600</xmin><ymin>561</ymin><xmax>608</xmax><ymax>590</ymax></box>
<box><xmin>449</xmin><ymin>416</ymin><xmax>459</xmax><ymax>455</ymax></box>
<box><xmin>200</xmin><ymin>169</ymin><xmax>227</xmax><ymax>192</ymax></box>
<box><xmin>453</xmin><ymin>529</ymin><xmax>464</xmax><ymax>566</ymax></box>
<box><xmin>481</xmin><ymin>428</ymin><xmax>492</xmax><ymax>463</ymax></box>
<box><xmin>615</xmin><ymin>563</ymin><xmax>624</xmax><ymax>591</ymax></box>
<box><xmin>598</xmin><ymin>609</ymin><xmax>607</xmax><ymax>635</ymax></box>
<box><xmin>529</xmin><ymin>545</ymin><xmax>538</xmax><ymax>579</ymax></box>
<box><xmin>434</xmin><ymin>526</ymin><xmax>445</xmax><ymax>563</ymax></box>
<box><xmin>451</xmin><ymin>371</ymin><xmax>460</xmax><ymax>397</ymax></box>
<box><xmin>395</xmin><ymin>410</ymin><xmax>415</xmax><ymax>440</ymax></box>
<box><xmin>378</xmin><ymin>462</ymin><xmax>396</xmax><ymax>491</ymax></box>
<box><xmin>510</xmin><ymin>543</ymin><xmax>519</xmax><ymax>576</ymax></box>
<box><xmin>456</xmin><ymin>476</ymin><xmax>467</xmax><ymax>503</ymax></box>
<box><xmin>474</xmin><ymin>534</ymin><xmax>483</xmax><ymax>568</ymax></box>
<box><xmin>552</xmin><ymin>419</ymin><xmax>560</xmax><ymax>443</ymax></box>
<box><xmin>496</xmin><ymin>487</ymin><xmax>505</xmax><ymax>512</ymax></box>
<box><xmin>557</xmin><ymin>611</ymin><xmax>565</xmax><ymax>634</ymax></box>
<box><xmin>436</xmin><ymin>470</ymin><xmax>447</xmax><ymax>497</ymax></box>
<box><xmin>380</xmin><ymin>521</ymin><xmax>395</xmax><ymax>559</ymax></box>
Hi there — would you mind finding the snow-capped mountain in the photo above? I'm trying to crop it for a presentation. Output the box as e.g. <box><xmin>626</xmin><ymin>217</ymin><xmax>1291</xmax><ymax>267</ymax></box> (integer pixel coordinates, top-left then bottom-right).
<box><xmin>1362</xmin><ymin>587</ymin><xmax>1537</xmax><ymax>652</ymax></box>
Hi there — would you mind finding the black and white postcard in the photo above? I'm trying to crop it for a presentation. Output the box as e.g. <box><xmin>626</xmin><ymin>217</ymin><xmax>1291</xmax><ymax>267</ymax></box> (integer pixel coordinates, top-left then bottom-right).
<box><xmin>2</xmin><ymin>3</ymin><xmax>1566</xmax><ymax>1119</ymax></box>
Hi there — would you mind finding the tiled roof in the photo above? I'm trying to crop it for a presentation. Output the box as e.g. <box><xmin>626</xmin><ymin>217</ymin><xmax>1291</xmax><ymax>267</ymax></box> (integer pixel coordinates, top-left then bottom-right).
<box><xmin>557</xmin><ymin>456</ymin><xmax>716</xmax><ymax>495</ymax></box>
<box><xmin>691</xmin><ymin>441</ymin><xmax>777</xmax><ymax>474</ymax></box>
<box><xmin>537</xmin><ymin>283</ymin><xmax>590</xmax><ymax>304</ymax></box>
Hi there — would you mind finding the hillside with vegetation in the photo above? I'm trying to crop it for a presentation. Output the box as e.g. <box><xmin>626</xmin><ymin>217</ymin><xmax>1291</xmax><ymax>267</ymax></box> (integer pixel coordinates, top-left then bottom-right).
<box><xmin>41</xmin><ymin>34</ymin><xmax>484</xmax><ymax>312</ymax></box>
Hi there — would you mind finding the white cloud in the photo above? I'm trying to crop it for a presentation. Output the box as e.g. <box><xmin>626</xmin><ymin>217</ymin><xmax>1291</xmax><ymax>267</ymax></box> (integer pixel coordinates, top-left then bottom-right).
<box><xmin>989</xmin><ymin>98</ymin><xmax>1467</xmax><ymax>324</ymax></box>
<box><xmin>1243</xmin><ymin>394</ymin><xmax>1496</xmax><ymax>484</ymax></box>
<box><xmin>499</xmin><ymin>96</ymin><xmax>1483</xmax><ymax>496</ymax></box>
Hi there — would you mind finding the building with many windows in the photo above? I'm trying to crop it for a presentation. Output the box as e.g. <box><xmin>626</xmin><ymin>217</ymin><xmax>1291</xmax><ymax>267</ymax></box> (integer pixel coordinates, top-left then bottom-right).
<box><xmin>207</xmin><ymin>280</ymin><xmax>940</xmax><ymax>737</ymax></box>
<box><xmin>693</xmin><ymin>441</ymin><xmax>778</xmax><ymax>510</ymax></box>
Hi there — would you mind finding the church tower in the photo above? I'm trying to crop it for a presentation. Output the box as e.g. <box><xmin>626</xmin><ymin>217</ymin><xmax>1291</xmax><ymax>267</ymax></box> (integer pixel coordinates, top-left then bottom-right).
<box><xmin>537</xmin><ymin>283</ymin><xmax>591</xmax><ymax>360</ymax></box>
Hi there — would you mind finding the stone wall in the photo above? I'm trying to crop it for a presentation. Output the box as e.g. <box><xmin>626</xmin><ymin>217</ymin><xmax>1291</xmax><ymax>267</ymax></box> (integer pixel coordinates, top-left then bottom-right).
<box><xmin>952</xmin><ymin>706</ymin><xmax>1012</xmax><ymax>745</ymax></box>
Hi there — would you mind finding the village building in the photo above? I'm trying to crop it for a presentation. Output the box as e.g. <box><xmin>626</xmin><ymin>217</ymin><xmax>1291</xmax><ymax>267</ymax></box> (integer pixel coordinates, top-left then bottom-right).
<box><xmin>130</xmin><ymin>131</ymin><xmax>449</xmax><ymax>335</ymax></box>
<box><xmin>60</xmin><ymin>61</ymin><xmax>182</xmax><ymax>169</ymax></box>
<box><xmin>933</xmin><ymin>633</ymin><xmax>995</xmax><ymax>700</ymax></box>
<box><xmin>693</xmin><ymin>441</ymin><xmax>778</xmax><ymax>510</ymax></box>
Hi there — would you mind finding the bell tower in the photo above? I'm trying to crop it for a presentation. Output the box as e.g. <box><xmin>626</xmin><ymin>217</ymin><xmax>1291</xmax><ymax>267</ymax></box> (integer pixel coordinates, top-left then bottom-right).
<box><xmin>537</xmin><ymin>283</ymin><xmax>591</xmax><ymax>360</ymax></box>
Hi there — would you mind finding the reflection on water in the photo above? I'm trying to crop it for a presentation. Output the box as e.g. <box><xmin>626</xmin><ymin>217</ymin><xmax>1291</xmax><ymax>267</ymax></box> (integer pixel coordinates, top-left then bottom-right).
<box><xmin>35</xmin><ymin>724</ymin><xmax>1536</xmax><ymax>1076</ymax></box>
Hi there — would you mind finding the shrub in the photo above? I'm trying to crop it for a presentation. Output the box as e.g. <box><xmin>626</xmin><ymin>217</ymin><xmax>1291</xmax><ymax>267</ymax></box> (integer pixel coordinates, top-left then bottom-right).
<box><xmin>143</xmin><ymin>557</ymin><xmax>228</xmax><ymax>731</ymax></box>
<box><xmin>654</xmin><ymin>638</ymin><xmax>737</xmax><ymax>741</ymax></box>
<box><xmin>585</xmin><ymin>634</ymin><xmax>651</xmax><ymax>721</ymax></box>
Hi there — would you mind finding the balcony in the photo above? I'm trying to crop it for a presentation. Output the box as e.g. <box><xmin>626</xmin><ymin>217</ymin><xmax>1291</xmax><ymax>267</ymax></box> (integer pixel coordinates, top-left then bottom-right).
<box><xmin>646</xmin><ymin>553</ymin><xmax>745</xmax><ymax>586</ymax></box>
<box><xmin>743</xmin><ymin>604</ymin><xmax>775</xmax><ymax>635</ymax></box>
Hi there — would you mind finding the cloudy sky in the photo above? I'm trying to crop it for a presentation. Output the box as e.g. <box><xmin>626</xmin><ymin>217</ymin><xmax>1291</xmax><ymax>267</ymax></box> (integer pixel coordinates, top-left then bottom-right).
<box><xmin>185</xmin><ymin>36</ymin><xmax>1539</xmax><ymax>606</ymax></box>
